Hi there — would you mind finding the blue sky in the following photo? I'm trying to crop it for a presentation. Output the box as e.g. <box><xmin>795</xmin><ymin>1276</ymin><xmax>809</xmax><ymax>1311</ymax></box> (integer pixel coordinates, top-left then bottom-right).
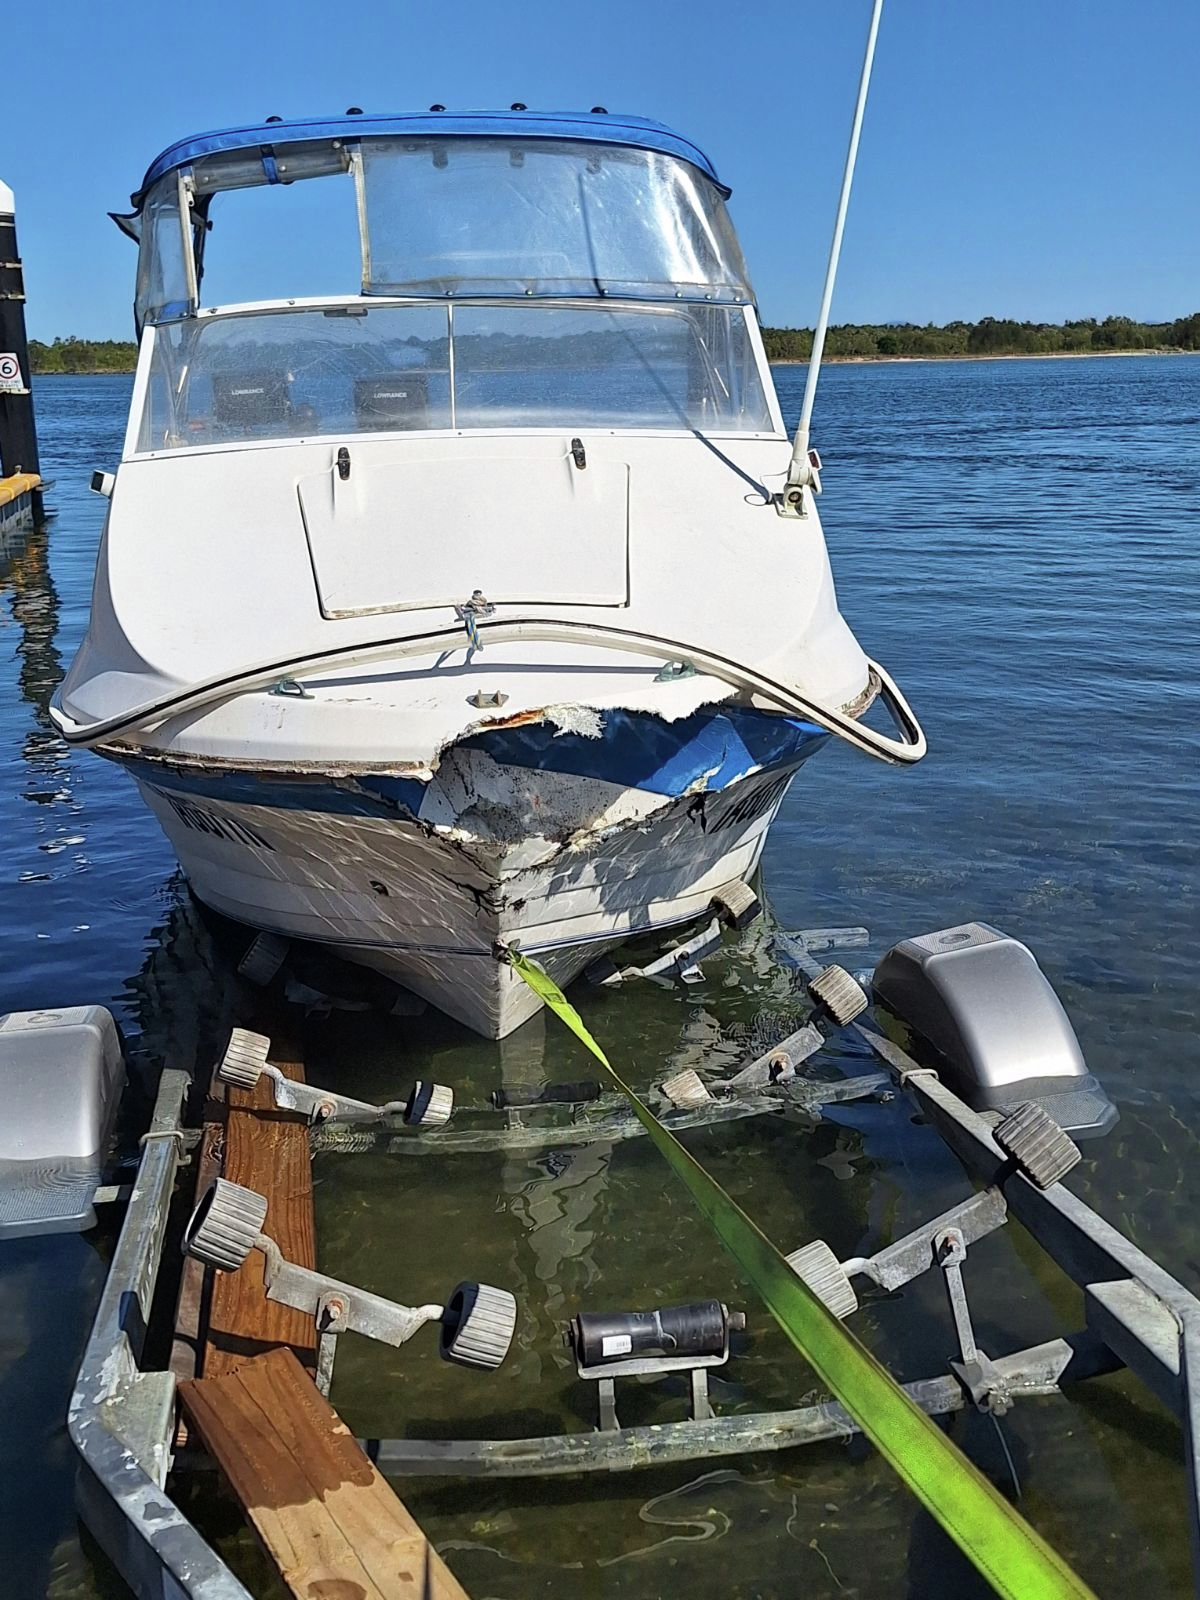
<box><xmin>4</xmin><ymin>0</ymin><xmax>1197</xmax><ymax>340</ymax></box>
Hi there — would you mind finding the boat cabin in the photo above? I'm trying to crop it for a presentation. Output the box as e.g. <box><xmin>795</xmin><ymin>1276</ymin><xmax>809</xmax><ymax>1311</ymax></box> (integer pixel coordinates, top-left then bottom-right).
<box><xmin>120</xmin><ymin>110</ymin><xmax>782</xmax><ymax>455</ymax></box>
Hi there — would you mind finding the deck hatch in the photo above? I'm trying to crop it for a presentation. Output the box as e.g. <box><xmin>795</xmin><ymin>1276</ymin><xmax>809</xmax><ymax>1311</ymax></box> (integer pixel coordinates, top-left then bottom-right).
<box><xmin>298</xmin><ymin>452</ymin><xmax>630</xmax><ymax>618</ymax></box>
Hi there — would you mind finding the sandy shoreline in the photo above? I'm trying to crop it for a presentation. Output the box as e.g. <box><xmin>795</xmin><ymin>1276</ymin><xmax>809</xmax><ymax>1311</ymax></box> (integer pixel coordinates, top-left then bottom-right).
<box><xmin>772</xmin><ymin>347</ymin><xmax>1198</xmax><ymax>366</ymax></box>
<box><xmin>31</xmin><ymin>347</ymin><xmax>1197</xmax><ymax>377</ymax></box>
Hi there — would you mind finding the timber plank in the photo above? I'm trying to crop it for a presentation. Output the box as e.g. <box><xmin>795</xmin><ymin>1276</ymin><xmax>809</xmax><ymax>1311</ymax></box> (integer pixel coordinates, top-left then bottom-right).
<box><xmin>205</xmin><ymin>1024</ymin><xmax>318</xmax><ymax>1377</ymax></box>
<box><xmin>180</xmin><ymin>1346</ymin><xmax>468</xmax><ymax>1600</ymax></box>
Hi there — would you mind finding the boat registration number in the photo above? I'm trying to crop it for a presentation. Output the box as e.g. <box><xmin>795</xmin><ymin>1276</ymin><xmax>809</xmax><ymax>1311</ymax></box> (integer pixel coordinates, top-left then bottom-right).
<box><xmin>710</xmin><ymin>771</ymin><xmax>792</xmax><ymax>834</ymax></box>
<box><xmin>164</xmin><ymin>795</ymin><xmax>275</xmax><ymax>852</ymax></box>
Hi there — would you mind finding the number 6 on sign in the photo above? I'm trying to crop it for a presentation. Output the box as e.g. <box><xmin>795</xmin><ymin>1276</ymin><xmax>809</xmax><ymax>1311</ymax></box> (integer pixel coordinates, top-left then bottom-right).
<box><xmin>0</xmin><ymin>353</ymin><xmax>24</xmax><ymax>393</ymax></box>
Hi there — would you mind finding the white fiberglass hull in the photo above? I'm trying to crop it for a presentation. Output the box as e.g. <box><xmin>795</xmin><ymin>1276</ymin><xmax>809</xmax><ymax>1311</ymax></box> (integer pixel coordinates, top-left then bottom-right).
<box><xmin>48</xmin><ymin>127</ymin><xmax>929</xmax><ymax>1053</ymax></box>
<box><xmin>55</xmin><ymin>410</ymin><xmax>916</xmax><ymax>1043</ymax></box>
<box><xmin>131</xmin><ymin>756</ymin><xmax>806</xmax><ymax>1038</ymax></box>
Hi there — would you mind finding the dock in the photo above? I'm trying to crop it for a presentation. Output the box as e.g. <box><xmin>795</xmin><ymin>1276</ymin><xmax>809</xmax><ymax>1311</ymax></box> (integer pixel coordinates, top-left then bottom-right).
<box><xmin>0</xmin><ymin>471</ymin><xmax>40</xmax><ymax>537</ymax></box>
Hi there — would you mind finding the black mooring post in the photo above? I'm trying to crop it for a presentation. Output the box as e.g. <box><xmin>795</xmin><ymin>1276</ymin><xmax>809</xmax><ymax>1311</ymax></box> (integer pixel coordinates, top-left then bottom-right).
<box><xmin>0</xmin><ymin>178</ymin><xmax>43</xmax><ymax>522</ymax></box>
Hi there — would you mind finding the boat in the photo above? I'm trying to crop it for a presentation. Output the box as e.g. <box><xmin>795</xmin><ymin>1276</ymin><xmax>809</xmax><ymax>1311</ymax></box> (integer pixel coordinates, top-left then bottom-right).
<box><xmin>50</xmin><ymin>106</ymin><xmax>925</xmax><ymax>1038</ymax></box>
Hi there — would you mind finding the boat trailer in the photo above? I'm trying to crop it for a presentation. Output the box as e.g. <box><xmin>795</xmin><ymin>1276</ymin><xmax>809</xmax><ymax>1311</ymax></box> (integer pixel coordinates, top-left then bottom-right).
<box><xmin>4</xmin><ymin>916</ymin><xmax>1199</xmax><ymax>1597</ymax></box>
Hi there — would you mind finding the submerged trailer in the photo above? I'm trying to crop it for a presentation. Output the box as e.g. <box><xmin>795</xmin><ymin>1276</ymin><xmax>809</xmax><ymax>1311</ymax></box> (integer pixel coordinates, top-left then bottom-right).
<box><xmin>5</xmin><ymin>908</ymin><xmax>1199</xmax><ymax>1598</ymax></box>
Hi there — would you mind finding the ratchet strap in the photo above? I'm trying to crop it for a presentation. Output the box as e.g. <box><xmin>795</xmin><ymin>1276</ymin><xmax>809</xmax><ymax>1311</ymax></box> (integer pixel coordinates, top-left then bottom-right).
<box><xmin>506</xmin><ymin>949</ymin><xmax>1096</xmax><ymax>1600</ymax></box>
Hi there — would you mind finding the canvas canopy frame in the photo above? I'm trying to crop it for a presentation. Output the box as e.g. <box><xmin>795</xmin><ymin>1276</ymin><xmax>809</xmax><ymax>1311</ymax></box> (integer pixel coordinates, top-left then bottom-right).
<box><xmin>116</xmin><ymin>111</ymin><xmax>751</xmax><ymax>334</ymax></box>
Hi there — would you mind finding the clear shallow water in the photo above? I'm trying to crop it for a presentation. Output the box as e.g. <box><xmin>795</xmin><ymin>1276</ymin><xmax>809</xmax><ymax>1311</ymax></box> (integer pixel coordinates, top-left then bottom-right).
<box><xmin>1</xmin><ymin>356</ymin><xmax>1198</xmax><ymax>1598</ymax></box>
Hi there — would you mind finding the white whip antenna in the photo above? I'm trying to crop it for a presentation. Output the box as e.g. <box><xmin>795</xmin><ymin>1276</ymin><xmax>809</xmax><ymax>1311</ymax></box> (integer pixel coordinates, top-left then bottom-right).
<box><xmin>777</xmin><ymin>0</ymin><xmax>885</xmax><ymax>515</ymax></box>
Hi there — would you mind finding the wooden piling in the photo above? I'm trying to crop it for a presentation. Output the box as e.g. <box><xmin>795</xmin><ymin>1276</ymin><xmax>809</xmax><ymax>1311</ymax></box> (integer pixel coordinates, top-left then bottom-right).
<box><xmin>0</xmin><ymin>180</ymin><xmax>43</xmax><ymax>521</ymax></box>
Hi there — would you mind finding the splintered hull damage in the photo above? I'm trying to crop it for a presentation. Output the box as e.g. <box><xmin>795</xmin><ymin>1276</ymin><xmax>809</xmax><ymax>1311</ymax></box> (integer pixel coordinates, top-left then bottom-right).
<box><xmin>119</xmin><ymin>712</ymin><xmax>825</xmax><ymax>1037</ymax></box>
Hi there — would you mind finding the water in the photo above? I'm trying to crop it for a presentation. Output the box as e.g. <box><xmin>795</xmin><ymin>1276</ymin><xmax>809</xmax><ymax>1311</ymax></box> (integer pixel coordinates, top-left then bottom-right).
<box><xmin>2</xmin><ymin>355</ymin><xmax>1198</xmax><ymax>1598</ymax></box>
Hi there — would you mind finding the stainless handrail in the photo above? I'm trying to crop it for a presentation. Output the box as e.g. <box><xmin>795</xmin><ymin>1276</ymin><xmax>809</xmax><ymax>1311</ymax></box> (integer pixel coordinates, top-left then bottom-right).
<box><xmin>51</xmin><ymin>620</ymin><xmax>926</xmax><ymax>766</ymax></box>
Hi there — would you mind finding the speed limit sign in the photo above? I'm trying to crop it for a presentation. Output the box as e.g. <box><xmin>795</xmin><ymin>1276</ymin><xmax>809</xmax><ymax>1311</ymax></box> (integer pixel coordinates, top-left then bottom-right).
<box><xmin>0</xmin><ymin>352</ymin><xmax>23</xmax><ymax>393</ymax></box>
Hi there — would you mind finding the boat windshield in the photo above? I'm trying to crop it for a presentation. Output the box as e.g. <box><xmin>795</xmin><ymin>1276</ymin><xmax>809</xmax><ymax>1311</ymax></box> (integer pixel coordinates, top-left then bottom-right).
<box><xmin>134</xmin><ymin>301</ymin><xmax>776</xmax><ymax>451</ymax></box>
<box><xmin>357</xmin><ymin>139</ymin><xmax>750</xmax><ymax>301</ymax></box>
<box><xmin>132</xmin><ymin>136</ymin><xmax>754</xmax><ymax>327</ymax></box>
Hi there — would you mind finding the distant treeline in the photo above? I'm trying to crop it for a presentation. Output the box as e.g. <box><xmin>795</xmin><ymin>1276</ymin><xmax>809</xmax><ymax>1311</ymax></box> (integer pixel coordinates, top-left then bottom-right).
<box><xmin>30</xmin><ymin>338</ymin><xmax>138</xmax><ymax>373</ymax></box>
<box><xmin>761</xmin><ymin>313</ymin><xmax>1200</xmax><ymax>361</ymax></box>
<box><xmin>28</xmin><ymin>314</ymin><xmax>1200</xmax><ymax>373</ymax></box>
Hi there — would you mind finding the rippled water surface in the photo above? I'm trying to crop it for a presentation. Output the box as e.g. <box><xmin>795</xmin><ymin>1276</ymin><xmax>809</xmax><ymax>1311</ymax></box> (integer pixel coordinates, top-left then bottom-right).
<box><xmin>2</xmin><ymin>356</ymin><xmax>1198</xmax><ymax>1598</ymax></box>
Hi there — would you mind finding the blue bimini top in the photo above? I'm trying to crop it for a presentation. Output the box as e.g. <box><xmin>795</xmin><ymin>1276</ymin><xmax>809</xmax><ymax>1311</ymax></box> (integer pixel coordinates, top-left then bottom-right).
<box><xmin>132</xmin><ymin>108</ymin><xmax>728</xmax><ymax>209</ymax></box>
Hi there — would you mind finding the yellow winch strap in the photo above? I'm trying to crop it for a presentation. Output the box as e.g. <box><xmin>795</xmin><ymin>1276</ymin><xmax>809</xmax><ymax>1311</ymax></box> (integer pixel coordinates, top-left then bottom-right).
<box><xmin>507</xmin><ymin>950</ymin><xmax>1096</xmax><ymax>1600</ymax></box>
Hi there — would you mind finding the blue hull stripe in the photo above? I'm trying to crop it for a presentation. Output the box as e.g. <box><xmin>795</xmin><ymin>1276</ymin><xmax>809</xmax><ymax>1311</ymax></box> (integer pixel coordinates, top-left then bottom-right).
<box><xmin>116</xmin><ymin>705</ymin><xmax>828</xmax><ymax>818</ymax></box>
<box><xmin>457</xmin><ymin>706</ymin><xmax>827</xmax><ymax>791</ymax></box>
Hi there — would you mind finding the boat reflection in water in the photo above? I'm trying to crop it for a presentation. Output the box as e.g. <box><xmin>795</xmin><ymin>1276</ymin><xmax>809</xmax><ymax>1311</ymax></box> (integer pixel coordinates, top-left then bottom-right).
<box><xmin>1</xmin><ymin>514</ymin><xmax>68</xmax><ymax>806</ymax></box>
